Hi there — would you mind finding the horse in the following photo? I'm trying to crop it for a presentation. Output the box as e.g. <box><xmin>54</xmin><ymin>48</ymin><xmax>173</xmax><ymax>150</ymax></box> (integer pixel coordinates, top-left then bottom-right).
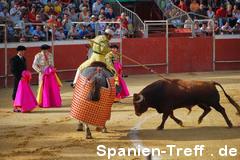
<box><xmin>73</xmin><ymin>61</ymin><xmax>115</xmax><ymax>139</ymax></box>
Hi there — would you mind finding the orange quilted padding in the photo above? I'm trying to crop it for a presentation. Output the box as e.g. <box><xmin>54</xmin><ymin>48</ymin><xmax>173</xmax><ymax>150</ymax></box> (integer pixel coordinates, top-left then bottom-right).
<box><xmin>71</xmin><ymin>75</ymin><xmax>116</xmax><ymax>127</ymax></box>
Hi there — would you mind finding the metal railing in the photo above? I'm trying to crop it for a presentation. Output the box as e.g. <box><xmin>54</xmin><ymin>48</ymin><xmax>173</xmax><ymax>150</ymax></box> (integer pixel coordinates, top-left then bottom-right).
<box><xmin>109</xmin><ymin>0</ymin><xmax>145</xmax><ymax>35</ymax></box>
<box><xmin>153</xmin><ymin>0</ymin><xmax>218</xmax><ymax>36</ymax></box>
<box><xmin>144</xmin><ymin>20</ymin><xmax>169</xmax><ymax>73</ymax></box>
<box><xmin>1</xmin><ymin>21</ymin><xmax>240</xmax><ymax>87</ymax></box>
<box><xmin>193</xmin><ymin>19</ymin><xmax>216</xmax><ymax>70</ymax></box>
<box><xmin>154</xmin><ymin>0</ymin><xmax>192</xmax><ymax>22</ymax></box>
<box><xmin>71</xmin><ymin>21</ymin><xmax>122</xmax><ymax>37</ymax></box>
<box><xmin>2</xmin><ymin>21</ymin><xmax>125</xmax><ymax>42</ymax></box>
<box><xmin>143</xmin><ymin>19</ymin><xmax>240</xmax><ymax>73</ymax></box>
<box><xmin>154</xmin><ymin>0</ymin><xmax>195</xmax><ymax>36</ymax></box>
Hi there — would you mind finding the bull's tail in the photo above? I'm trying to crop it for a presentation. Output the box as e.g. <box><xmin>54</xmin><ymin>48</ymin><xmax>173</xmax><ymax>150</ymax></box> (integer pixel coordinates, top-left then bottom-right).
<box><xmin>214</xmin><ymin>82</ymin><xmax>240</xmax><ymax>115</ymax></box>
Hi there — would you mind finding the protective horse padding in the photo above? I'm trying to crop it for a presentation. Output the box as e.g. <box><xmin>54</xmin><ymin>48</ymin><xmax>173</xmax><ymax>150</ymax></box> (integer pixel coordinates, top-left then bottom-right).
<box><xmin>71</xmin><ymin>75</ymin><xmax>116</xmax><ymax>127</ymax></box>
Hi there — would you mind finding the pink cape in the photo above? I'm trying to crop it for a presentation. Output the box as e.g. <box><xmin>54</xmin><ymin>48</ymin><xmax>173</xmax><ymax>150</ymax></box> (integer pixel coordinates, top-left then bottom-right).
<box><xmin>14</xmin><ymin>71</ymin><xmax>37</xmax><ymax>113</ymax></box>
<box><xmin>39</xmin><ymin>66</ymin><xmax>62</xmax><ymax>108</ymax></box>
<box><xmin>114</xmin><ymin>61</ymin><xmax>129</xmax><ymax>99</ymax></box>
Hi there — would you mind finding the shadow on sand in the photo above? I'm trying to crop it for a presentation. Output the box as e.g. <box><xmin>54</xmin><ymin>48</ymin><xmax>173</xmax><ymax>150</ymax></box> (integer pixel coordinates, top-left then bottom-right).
<box><xmin>120</xmin><ymin>126</ymin><xmax>240</xmax><ymax>141</ymax></box>
<box><xmin>31</xmin><ymin>108</ymin><xmax>70</xmax><ymax>114</ymax></box>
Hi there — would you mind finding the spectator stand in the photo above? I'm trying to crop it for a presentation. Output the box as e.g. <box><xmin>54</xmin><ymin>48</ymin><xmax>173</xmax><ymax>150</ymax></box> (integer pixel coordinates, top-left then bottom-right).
<box><xmin>22</xmin><ymin>22</ymin><xmax>55</xmax><ymax>62</ymax></box>
<box><xmin>192</xmin><ymin>17</ymin><xmax>214</xmax><ymax>37</ymax></box>
<box><xmin>22</xmin><ymin>23</ymin><xmax>49</xmax><ymax>41</ymax></box>
<box><xmin>153</xmin><ymin>0</ymin><xmax>240</xmax><ymax>37</ymax></box>
<box><xmin>154</xmin><ymin>0</ymin><xmax>193</xmax><ymax>25</ymax></box>
<box><xmin>109</xmin><ymin>0</ymin><xmax>144</xmax><ymax>37</ymax></box>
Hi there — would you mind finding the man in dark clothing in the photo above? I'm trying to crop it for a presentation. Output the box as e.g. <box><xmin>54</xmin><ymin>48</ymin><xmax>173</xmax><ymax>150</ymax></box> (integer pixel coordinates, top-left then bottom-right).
<box><xmin>10</xmin><ymin>45</ymin><xmax>27</xmax><ymax>107</ymax></box>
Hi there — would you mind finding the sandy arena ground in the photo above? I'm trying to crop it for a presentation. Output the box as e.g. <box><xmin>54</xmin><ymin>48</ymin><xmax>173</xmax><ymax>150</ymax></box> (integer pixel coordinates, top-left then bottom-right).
<box><xmin>0</xmin><ymin>71</ymin><xmax>240</xmax><ymax>160</ymax></box>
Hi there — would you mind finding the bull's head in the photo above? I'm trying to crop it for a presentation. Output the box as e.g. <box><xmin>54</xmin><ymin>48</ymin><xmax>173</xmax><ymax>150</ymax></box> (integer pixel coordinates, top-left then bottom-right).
<box><xmin>133</xmin><ymin>93</ymin><xmax>148</xmax><ymax>116</ymax></box>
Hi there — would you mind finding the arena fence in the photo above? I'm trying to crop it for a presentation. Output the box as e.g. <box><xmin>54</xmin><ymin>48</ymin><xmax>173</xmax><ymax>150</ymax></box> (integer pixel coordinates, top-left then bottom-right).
<box><xmin>144</xmin><ymin>20</ymin><xmax>169</xmax><ymax>73</ymax></box>
<box><xmin>0</xmin><ymin>22</ymin><xmax>240</xmax><ymax>88</ymax></box>
<box><xmin>0</xmin><ymin>24</ymin><xmax>7</xmax><ymax>87</ymax></box>
<box><xmin>193</xmin><ymin>19</ymin><xmax>240</xmax><ymax>71</ymax></box>
<box><xmin>193</xmin><ymin>19</ymin><xmax>216</xmax><ymax>70</ymax></box>
<box><xmin>214</xmin><ymin>35</ymin><xmax>240</xmax><ymax>71</ymax></box>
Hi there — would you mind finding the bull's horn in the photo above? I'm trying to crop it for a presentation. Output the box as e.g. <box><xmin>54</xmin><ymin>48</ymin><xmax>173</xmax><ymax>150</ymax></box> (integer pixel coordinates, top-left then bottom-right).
<box><xmin>134</xmin><ymin>94</ymin><xmax>144</xmax><ymax>103</ymax></box>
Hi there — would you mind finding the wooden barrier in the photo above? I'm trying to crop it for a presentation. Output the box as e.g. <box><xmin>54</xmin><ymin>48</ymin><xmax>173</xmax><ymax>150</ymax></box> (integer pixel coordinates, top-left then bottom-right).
<box><xmin>215</xmin><ymin>39</ymin><xmax>240</xmax><ymax>70</ymax></box>
<box><xmin>168</xmin><ymin>37</ymin><xmax>213</xmax><ymax>73</ymax></box>
<box><xmin>122</xmin><ymin>37</ymin><xmax>167</xmax><ymax>74</ymax></box>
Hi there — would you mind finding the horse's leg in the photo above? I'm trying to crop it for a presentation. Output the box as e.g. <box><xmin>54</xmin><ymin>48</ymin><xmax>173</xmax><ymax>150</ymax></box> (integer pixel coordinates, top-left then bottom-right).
<box><xmin>96</xmin><ymin>125</ymin><xmax>108</xmax><ymax>133</ymax></box>
<box><xmin>102</xmin><ymin>126</ymin><xmax>107</xmax><ymax>133</ymax></box>
<box><xmin>76</xmin><ymin>121</ymin><xmax>84</xmax><ymax>131</ymax></box>
<box><xmin>84</xmin><ymin>123</ymin><xmax>93</xmax><ymax>139</ymax></box>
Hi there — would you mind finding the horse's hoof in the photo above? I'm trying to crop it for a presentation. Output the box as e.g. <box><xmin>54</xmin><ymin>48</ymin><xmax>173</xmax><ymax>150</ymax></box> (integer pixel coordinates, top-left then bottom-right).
<box><xmin>77</xmin><ymin>128</ymin><xmax>84</xmax><ymax>131</ymax></box>
<box><xmin>102</xmin><ymin>127</ymin><xmax>108</xmax><ymax>133</ymax></box>
<box><xmin>86</xmin><ymin>134</ymin><xmax>93</xmax><ymax>139</ymax></box>
<box><xmin>77</xmin><ymin>124</ymin><xmax>84</xmax><ymax>131</ymax></box>
<box><xmin>70</xmin><ymin>83</ymin><xmax>75</xmax><ymax>88</ymax></box>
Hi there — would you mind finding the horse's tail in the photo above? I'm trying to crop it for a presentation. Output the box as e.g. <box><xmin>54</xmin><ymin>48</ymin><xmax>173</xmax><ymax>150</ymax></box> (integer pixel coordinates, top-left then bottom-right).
<box><xmin>88</xmin><ymin>76</ymin><xmax>101</xmax><ymax>101</ymax></box>
<box><xmin>214</xmin><ymin>82</ymin><xmax>240</xmax><ymax>115</ymax></box>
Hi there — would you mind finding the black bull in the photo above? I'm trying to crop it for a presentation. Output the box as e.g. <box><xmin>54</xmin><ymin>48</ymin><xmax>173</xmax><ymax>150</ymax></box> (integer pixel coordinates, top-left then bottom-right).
<box><xmin>133</xmin><ymin>79</ymin><xmax>240</xmax><ymax>130</ymax></box>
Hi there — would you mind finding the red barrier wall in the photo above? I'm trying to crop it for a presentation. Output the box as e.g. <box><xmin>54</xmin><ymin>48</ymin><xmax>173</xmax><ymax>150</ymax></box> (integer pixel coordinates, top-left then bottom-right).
<box><xmin>215</xmin><ymin>39</ymin><xmax>240</xmax><ymax>70</ymax></box>
<box><xmin>1</xmin><ymin>44</ymin><xmax>88</xmax><ymax>87</ymax></box>
<box><xmin>122</xmin><ymin>37</ymin><xmax>167</xmax><ymax>74</ymax></box>
<box><xmin>0</xmin><ymin>48</ymin><xmax>5</xmax><ymax>87</ymax></box>
<box><xmin>169</xmin><ymin>37</ymin><xmax>213</xmax><ymax>73</ymax></box>
<box><xmin>0</xmin><ymin>37</ymin><xmax>240</xmax><ymax>88</ymax></box>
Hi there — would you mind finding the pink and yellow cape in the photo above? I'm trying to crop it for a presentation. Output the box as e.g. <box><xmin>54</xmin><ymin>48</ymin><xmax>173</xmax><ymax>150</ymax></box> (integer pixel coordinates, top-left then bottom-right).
<box><xmin>114</xmin><ymin>61</ymin><xmax>129</xmax><ymax>99</ymax></box>
<box><xmin>37</xmin><ymin>66</ymin><xmax>62</xmax><ymax>108</ymax></box>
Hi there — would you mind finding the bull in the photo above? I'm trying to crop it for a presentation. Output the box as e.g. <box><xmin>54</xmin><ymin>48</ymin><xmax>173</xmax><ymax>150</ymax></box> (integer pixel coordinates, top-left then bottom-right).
<box><xmin>133</xmin><ymin>79</ymin><xmax>240</xmax><ymax>130</ymax></box>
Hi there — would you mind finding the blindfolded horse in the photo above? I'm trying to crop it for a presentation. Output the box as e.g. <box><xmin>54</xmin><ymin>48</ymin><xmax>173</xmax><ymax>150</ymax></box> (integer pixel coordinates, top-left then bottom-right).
<box><xmin>72</xmin><ymin>61</ymin><xmax>116</xmax><ymax>139</ymax></box>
